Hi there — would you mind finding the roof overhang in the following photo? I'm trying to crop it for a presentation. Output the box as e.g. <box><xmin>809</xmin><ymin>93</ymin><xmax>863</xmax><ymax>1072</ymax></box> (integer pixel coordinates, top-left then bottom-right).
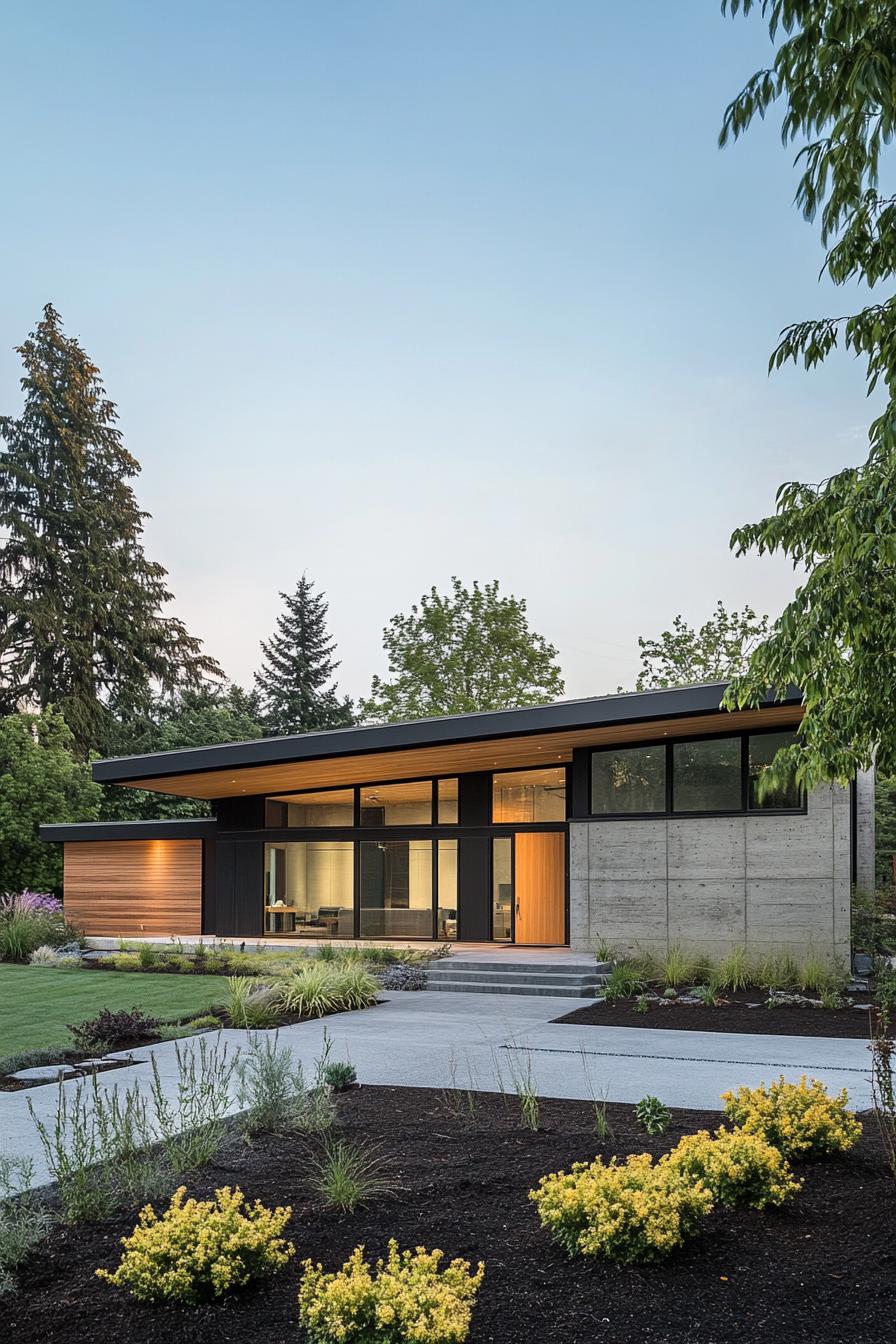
<box><xmin>90</xmin><ymin>684</ymin><xmax>804</xmax><ymax>801</ymax></box>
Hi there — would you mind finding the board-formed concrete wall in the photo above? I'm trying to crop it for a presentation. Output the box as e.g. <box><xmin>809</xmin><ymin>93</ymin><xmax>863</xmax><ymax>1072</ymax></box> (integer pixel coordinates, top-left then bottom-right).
<box><xmin>569</xmin><ymin>783</ymin><xmax>851</xmax><ymax>964</ymax></box>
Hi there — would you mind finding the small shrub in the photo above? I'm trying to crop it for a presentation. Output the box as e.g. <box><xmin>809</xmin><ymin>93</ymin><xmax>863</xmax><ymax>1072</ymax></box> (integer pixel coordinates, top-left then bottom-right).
<box><xmin>308</xmin><ymin>1138</ymin><xmax>394</xmax><ymax>1212</ymax></box>
<box><xmin>67</xmin><ymin>1007</ymin><xmax>160</xmax><ymax>1054</ymax></box>
<box><xmin>156</xmin><ymin>1015</ymin><xmax>221</xmax><ymax>1042</ymax></box>
<box><xmin>667</xmin><ymin>1126</ymin><xmax>802</xmax><ymax>1209</ymax></box>
<box><xmin>755</xmin><ymin>951</ymin><xmax>801</xmax><ymax>991</ymax></box>
<box><xmin>592</xmin><ymin>933</ymin><xmax>615</xmax><ymax>962</ymax></box>
<box><xmin>716</xmin><ymin>946</ymin><xmax>751</xmax><ymax>992</ymax></box>
<box><xmin>323</xmin><ymin>1060</ymin><xmax>357</xmax><ymax>1091</ymax></box>
<box><xmin>237</xmin><ymin>1033</ymin><xmax>334</xmax><ymax>1135</ymax></box>
<box><xmin>29</xmin><ymin>944</ymin><xmax>63</xmax><ymax>966</ymax></box>
<box><xmin>0</xmin><ymin>1156</ymin><xmax>52</xmax><ymax>1294</ymax></box>
<box><xmin>634</xmin><ymin>1095</ymin><xmax>671</xmax><ymax>1136</ymax></box>
<box><xmin>136</xmin><ymin>944</ymin><xmax>158</xmax><ymax>970</ymax></box>
<box><xmin>721</xmin><ymin>1075</ymin><xmax>862</xmax><ymax>1160</ymax></box>
<box><xmin>602</xmin><ymin>962</ymin><xmax>644</xmax><ymax>1003</ymax></box>
<box><xmin>223</xmin><ymin>976</ymin><xmax>280</xmax><ymax>1028</ymax></box>
<box><xmin>96</xmin><ymin>1186</ymin><xmax>294</xmax><ymax>1303</ymax></box>
<box><xmin>274</xmin><ymin>963</ymin><xmax>379</xmax><ymax>1017</ymax></box>
<box><xmin>298</xmin><ymin>1240</ymin><xmax>484</xmax><ymax>1344</ymax></box>
<box><xmin>529</xmin><ymin>1153</ymin><xmax>712</xmax><ymax>1264</ymax></box>
<box><xmin>659</xmin><ymin>944</ymin><xmax>699</xmax><ymax>989</ymax></box>
<box><xmin>634</xmin><ymin>994</ymin><xmax>650</xmax><ymax>1015</ymax></box>
<box><xmin>150</xmin><ymin>1036</ymin><xmax>238</xmax><ymax>1173</ymax></box>
<box><xmin>107</xmin><ymin>952</ymin><xmax>141</xmax><ymax>971</ymax></box>
<box><xmin>0</xmin><ymin>1045</ymin><xmax>74</xmax><ymax>1077</ymax></box>
<box><xmin>28</xmin><ymin>1077</ymin><xmax>117</xmax><ymax>1222</ymax></box>
<box><xmin>0</xmin><ymin>892</ymin><xmax>72</xmax><ymax>962</ymax></box>
<box><xmin>692</xmin><ymin>983</ymin><xmax>723</xmax><ymax>1008</ymax></box>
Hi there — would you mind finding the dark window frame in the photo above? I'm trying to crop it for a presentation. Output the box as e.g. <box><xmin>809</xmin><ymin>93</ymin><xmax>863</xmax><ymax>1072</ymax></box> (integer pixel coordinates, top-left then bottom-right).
<box><xmin>589</xmin><ymin>728</ymin><xmax>806</xmax><ymax>820</ymax></box>
<box><xmin>490</xmin><ymin>764</ymin><xmax>570</xmax><ymax>825</ymax></box>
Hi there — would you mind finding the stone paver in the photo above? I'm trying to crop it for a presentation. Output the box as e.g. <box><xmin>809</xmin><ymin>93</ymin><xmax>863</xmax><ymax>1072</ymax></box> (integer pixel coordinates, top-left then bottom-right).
<box><xmin>0</xmin><ymin>989</ymin><xmax>873</xmax><ymax>1191</ymax></box>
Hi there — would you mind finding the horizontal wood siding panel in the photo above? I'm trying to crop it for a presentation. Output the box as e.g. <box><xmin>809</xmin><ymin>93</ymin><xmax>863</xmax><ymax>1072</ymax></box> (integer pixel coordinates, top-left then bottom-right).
<box><xmin>64</xmin><ymin>840</ymin><xmax>202</xmax><ymax>937</ymax></box>
<box><xmin>123</xmin><ymin>706</ymin><xmax>804</xmax><ymax>800</ymax></box>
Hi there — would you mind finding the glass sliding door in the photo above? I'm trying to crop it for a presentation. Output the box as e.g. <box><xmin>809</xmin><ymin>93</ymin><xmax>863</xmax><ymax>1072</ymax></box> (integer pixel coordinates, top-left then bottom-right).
<box><xmin>359</xmin><ymin>840</ymin><xmax>433</xmax><ymax>938</ymax></box>
<box><xmin>263</xmin><ymin>841</ymin><xmax>354</xmax><ymax>937</ymax></box>
<box><xmin>437</xmin><ymin>839</ymin><xmax>458</xmax><ymax>940</ymax></box>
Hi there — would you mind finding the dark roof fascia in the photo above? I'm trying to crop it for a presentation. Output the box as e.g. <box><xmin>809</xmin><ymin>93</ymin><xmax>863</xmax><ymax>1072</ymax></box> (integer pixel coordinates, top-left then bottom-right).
<box><xmin>40</xmin><ymin>818</ymin><xmax>219</xmax><ymax>843</ymax></box>
<box><xmin>90</xmin><ymin>683</ymin><xmax>804</xmax><ymax>786</ymax></box>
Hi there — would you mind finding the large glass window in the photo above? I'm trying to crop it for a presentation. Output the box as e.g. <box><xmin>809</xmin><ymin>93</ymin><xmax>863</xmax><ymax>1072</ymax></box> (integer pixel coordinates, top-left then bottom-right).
<box><xmin>748</xmin><ymin>731</ymin><xmax>804</xmax><ymax>810</ymax></box>
<box><xmin>672</xmin><ymin>738</ymin><xmax>741</xmax><ymax>813</ymax></box>
<box><xmin>591</xmin><ymin>745</ymin><xmax>666</xmax><ymax>814</ymax></box>
<box><xmin>269</xmin><ymin>789</ymin><xmax>354</xmax><ymax>826</ymax></box>
<box><xmin>359</xmin><ymin>780</ymin><xmax>433</xmax><ymax>826</ymax></box>
<box><xmin>359</xmin><ymin>840</ymin><xmax>433</xmax><ymax>937</ymax></box>
<box><xmin>492</xmin><ymin>837</ymin><xmax>512</xmax><ymax>940</ymax></box>
<box><xmin>263</xmin><ymin>841</ymin><xmax>354</xmax><ymax>937</ymax></box>
<box><xmin>437</xmin><ymin>778</ymin><xmax>459</xmax><ymax>824</ymax></box>
<box><xmin>492</xmin><ymin>767</ymin><xmax>566</xmax><ymax>823</ymax></box>
<box><xmin>438</xmin><ymin>839</ymin><xmax>458</xmax><ymax>939</ymax></box>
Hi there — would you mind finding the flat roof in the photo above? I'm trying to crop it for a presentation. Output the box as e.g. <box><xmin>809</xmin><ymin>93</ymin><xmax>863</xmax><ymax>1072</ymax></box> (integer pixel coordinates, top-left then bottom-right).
<box><xmin>87</xmin><ymin>682</ymin><xmax>804</xmax><ymax>800</ymax></box>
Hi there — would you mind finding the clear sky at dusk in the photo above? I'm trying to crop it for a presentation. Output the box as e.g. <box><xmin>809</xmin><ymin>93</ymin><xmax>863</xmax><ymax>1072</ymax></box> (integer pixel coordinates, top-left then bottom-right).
<box><xmin>0</xmin><ymin>2</ymin><xmax>876</xmax><ymax>703</ymax></box>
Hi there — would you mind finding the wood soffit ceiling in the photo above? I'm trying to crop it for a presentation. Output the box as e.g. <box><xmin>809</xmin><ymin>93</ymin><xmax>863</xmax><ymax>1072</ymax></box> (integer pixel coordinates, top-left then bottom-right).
<box><xmin>120</xmin><ymin>706</ymin><xmax>804</xmax><ymax>800</ymax></box>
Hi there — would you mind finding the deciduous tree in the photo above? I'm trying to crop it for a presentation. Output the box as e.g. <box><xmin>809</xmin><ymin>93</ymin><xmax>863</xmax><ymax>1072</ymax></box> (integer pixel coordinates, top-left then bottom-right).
<box><xmin>360</xmin><ymin>578</ymin><xmax>564</xmax><ymax>723</ymax></box>
<box><xmin>719</xmin><ymin>2</ymin><xmax>896</xmax><ymax>785</ymax></box>
<box><xmin>627</xmin><ymin>603</ymin><xmax>771</xmax><ymax>692</ymax></box>
<box><xmin>0</xmin><ymin>708</ymin><xmax>100</xmax><ymax>892</ymax></box>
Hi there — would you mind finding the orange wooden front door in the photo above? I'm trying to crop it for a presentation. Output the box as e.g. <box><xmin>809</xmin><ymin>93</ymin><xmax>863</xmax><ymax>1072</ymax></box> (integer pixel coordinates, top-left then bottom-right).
<box><xmin>513</xmin><ymin>831</ymin><xmax>566</xmax><ymax>945</ymax></box>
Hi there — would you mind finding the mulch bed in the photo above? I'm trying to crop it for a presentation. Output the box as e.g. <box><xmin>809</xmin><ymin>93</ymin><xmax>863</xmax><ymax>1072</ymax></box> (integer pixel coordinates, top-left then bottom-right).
<box><xmin>2</xmin><ymin>1085</ymin><xmax>892</xmax><ymax>1344</ymax></box>
<box><xmin>554</xmin><ymin>992</ymin><xmax>876</xmax><ymax>1038</ymax></box>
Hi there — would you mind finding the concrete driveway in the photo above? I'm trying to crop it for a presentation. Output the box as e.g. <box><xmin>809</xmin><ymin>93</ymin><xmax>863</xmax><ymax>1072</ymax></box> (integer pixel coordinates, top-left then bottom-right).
<box><xmin>2</xmin><ymin>989</ymin><xmax>874</xmax><ymax>1189</ymax></box>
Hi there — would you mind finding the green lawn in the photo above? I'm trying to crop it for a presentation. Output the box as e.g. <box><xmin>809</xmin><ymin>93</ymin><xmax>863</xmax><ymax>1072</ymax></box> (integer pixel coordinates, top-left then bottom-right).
<box><xmin>0</xmin><ymin>964</ymin><xmax>226</xmax><ymax>1056</ymax></box>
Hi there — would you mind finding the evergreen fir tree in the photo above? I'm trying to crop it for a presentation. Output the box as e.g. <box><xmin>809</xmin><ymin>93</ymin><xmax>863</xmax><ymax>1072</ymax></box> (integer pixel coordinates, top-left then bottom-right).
<box><xmin>0</xmin><ymin>304</ymin><xmax>221</xmax><ymax>756</ymax></box>
<box><xmin>255</xmin><ymin>575</ymin><xmax>354</xmax><ymax>735</ymax></box>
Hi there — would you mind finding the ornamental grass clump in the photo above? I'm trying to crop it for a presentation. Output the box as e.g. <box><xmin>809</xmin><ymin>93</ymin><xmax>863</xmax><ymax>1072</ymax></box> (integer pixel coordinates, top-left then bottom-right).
<box><xmin>273</xmin><ymin>962</ymin><xmax>379</xmax><ymax>1018</ymax></box>
<box><xmin>97</xmin><ymin>1186</ymin><xmax>294</xmax><ymax>1303</ymax></box>
<box><xmin>721</xmin><ymin>1075</ymin><xmax>861</xmax><ymax>1160</ymax></box>
<box><xmin>529</xmin><ymin>1153</ymin><xmax>713</xmax><ymax>1264</ymax></box>
<box><xmin>298</xmin><ymin>1240</ymin><xmax>484</xmax><ymax>1344</ymax></box>
<box><xmin>666</xmin><ymin>1126</ymin><xmax>802</xmax><ymax>1209</ymax></box>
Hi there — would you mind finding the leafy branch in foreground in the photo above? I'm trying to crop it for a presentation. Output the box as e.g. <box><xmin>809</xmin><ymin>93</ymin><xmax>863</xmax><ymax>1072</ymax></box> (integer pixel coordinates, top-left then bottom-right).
<box><xmin>719</xmin><ymin>2</ymin><xmax>896</xmax><ymax>786</ymax></box>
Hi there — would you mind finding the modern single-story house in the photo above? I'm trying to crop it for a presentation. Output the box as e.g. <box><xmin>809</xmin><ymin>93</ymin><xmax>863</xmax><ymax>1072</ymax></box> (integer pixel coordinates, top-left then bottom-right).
<box><xmin>41</xmin><ymin>683</ymin><xmax>875</xmax><ymax>964</ymax></box>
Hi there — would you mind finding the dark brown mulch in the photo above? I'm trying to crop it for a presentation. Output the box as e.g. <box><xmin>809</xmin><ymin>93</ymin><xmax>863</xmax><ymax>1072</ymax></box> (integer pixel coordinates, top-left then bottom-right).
<box><xmin>554</xmin><ymin>992</ymin><xmax>876</xmax><ymax>1038</ymax></box>
<box><xmin>1</xmin><ymin>1086</ymin><xmax>892</xmax><ymax>1344</ymax></box>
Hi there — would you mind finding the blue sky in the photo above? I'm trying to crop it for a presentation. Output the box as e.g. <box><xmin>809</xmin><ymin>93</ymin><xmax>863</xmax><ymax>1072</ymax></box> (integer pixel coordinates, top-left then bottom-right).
<box><xmin>0</xmin><ymin>2</ymin><xmax>874</xmax><ymax>701</ymax></box>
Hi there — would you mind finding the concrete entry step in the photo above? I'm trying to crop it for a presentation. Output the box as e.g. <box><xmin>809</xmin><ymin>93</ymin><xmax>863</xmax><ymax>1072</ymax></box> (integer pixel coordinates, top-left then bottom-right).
<box><xmin>424</xmin><ymin>956</ymin><xmax>609</xmax><ymax>998</ymax></box>
<box><xmin>423</xmin><ymin>978</ymin><xmax>603</xmax><ymax>998</ymax></box>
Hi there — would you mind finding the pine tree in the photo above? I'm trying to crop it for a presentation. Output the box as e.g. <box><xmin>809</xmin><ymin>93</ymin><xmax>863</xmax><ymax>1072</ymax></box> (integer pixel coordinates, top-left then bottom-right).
<box><xmin>255</xmin><ymin>575</ymin><xmax>354</xmax><ymax>735</ymax></box>
<box><xmin>0</xmin><ymin>305</ymin><xmax>221</xmax><ymax>756</ymax></box>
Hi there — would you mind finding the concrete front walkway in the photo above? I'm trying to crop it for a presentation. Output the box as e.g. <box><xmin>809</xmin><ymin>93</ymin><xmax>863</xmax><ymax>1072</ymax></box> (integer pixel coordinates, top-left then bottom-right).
<box><xmin>2</xmin><ymin>989</ymin><xmax>874</xmax><ymax>1189</ymax></box>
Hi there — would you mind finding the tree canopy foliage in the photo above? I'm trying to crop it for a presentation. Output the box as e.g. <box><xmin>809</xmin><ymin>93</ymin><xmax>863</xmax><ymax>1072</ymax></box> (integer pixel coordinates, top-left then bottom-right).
<box><xmin>719</xmin><ymin>1</ymin><xmax>896</xmax><ymax>786</ymax></box>
<box><xmin>0</xmin><ymin>708</ymin><xmax>100</xmax><ymax>891</ymax></box>
<box><xmin>627</xmin><ymin>603</ymin><xmax>771</xmax><ymax>691</ymax></box>
<box><xmin>0</xmin><ymin>305</ymin><xmax>221</xmax><ymax>758</ymax></box>
<box><xmin>255</xmin><ymin>575</ymin><xmax>354</xmax><ymax>736</ymax></box>
<box><xmin>101</xmin><ymin>685</ymin><xmax>265</xmax><ymax>821</ymax></box>
<box><xmin>360</xmin><ymin>578</ymin><xmax>565</xmax><ymax>724</ymax></box>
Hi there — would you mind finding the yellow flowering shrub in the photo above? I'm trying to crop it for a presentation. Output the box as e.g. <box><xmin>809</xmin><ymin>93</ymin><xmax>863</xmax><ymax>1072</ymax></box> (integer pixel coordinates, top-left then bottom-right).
<box><xmin>721</xmin><ymin>1075</ymin><xmax>862</xmax><ymax>1160</ymax></box>
<box><xmin>96</xmin><ymin>1186</ymin><xmax>294</xmax><ymax>1303</ymax></box>
<box><xmin>666</xmin><ymin>1126</ymin><xmax>802</xmax><ymax>1209</ymax></box>
<box><xmin>297</xmin><ymin>1240</ymin><xmax>485</xmax><ymax>1344</ymax></box>
<box><xmin>529</xmin><ymin>1153</ymin><xmax>713</xmax><ymax>1264</ymax></box>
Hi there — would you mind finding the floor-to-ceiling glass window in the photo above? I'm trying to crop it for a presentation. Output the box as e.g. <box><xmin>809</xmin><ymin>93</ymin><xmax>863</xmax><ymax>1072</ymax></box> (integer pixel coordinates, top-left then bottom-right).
<box><xmin>263</xmin><ymin>841</ymin><xmax>354</xmax><ymax>936</ymax></box>
<box><xmin>359</xmin><ymin>840</ymin><xmax>433</xmax><ymax>938</ymax></box>
<box><xmin>492</xmin><ymin>837</ymin><xmax>512</xmax><ymax>941</ymax></box>
<box><xmin>438</xmin><ymin>839</ymin><xmax>458</xmax><ymax>939</ymax></box>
